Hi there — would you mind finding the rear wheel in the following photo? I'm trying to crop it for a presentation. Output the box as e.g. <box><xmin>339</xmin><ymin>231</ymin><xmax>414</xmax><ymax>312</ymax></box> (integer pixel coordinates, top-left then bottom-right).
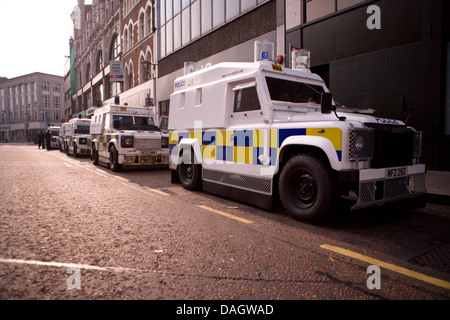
<box><xmin>279</xmin><ymin>153</ymin><xmax>338</xmax><ymax>223</ymax></box>
<box><xmin>91</xmin><ymin>145</ymin><xmax>99</xmax><ymax>165</ymax></box>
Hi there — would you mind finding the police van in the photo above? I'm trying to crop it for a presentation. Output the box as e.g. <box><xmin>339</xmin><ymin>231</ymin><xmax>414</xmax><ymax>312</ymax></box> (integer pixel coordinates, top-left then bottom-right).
<box><xmin>90</xmin><ymin>104</ymin><xmax>169</xmax><ymax>172</ymax></box>
<box><xmin>47</xmin><ymin>126</ymin><xmax>61</xmax><ymax>150</ymax></box>
<box><xmin>168</xmin><ymin>40</ymin><xmax>426</xmax><ymax>222</ymax></box>
<box><xmin>64</xmin><ymin>118</ymin><xmax>91</xmax><ymax>157</ymax></box>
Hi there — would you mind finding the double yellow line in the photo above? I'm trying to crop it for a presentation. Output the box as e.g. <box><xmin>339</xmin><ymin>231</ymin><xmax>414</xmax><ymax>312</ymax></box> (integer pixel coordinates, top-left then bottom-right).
<box><xmin>321</xmin><ymin>244</ymin><xmax>450</xmax><ymax>290</ymax></box>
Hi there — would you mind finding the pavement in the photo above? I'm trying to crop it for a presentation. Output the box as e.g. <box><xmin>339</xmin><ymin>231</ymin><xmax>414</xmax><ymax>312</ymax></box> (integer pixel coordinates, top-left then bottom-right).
<box><xmin>426</xmin><ymin>170</ymin><xmax>450</xmax><ymax>206</ymax></box>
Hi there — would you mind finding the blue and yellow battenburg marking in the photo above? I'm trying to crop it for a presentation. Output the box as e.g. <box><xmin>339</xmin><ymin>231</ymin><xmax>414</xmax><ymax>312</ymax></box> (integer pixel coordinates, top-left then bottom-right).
<box><xmin>92</xmin><ymin>134</ymin><xmax>118</xmax><ymax>151</ymax></box>
<box><xmin>170</xmin><ymin>128</ymin><xmax>342</xmax><ymax>165</ymax></box>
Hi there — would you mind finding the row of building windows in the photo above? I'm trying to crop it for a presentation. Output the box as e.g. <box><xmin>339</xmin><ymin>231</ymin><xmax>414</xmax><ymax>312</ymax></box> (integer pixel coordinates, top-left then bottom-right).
<box><xmin>305</xmin><ymin>0</ymin><xmax>368</xmax><ymax>23</ymax></box>
<box><xmin>159</xmin><ymin>0</ymin><xmax>268</xmax><ymax>58</ymax></box>
<box><xmin>123</xmin><ymin>4</ymin><xmax>153</xmax><ymax>53</ymax></box>
<box><xmin>2</xmin><ymin>83</ymin><xmax>60</xmax><ymax>95</ymax></box>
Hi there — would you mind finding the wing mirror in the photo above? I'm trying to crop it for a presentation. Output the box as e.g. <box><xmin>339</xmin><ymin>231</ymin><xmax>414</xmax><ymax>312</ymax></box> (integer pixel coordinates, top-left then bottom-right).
<box><xmin>321</xmin><ymin>92</ymin><xmax>336</xmax><ymax>114</ymax></box>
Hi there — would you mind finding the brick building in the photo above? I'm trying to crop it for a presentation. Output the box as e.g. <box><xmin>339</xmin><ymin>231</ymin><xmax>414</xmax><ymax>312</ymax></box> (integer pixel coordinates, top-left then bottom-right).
<box><xmin>70</xmin><ymin>0</ymin><xmax>123</xmax><ymax>117</ymax></box>
<box><xmin>69</xmin><ymin>0</ymin><xmax>278</xmax><ymax>126</ymax></box>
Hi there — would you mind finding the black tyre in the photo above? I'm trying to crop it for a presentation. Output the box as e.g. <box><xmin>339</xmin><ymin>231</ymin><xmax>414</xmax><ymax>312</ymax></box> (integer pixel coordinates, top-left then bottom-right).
<box><xmin>109</xmin><ymin>145</ymin><xmax>121</xmax><ymax>172</ymax></box>
<box><xmin>73</xmin><ymin>144</ymin><xmax>78</xmax><ymax>158</ymax></box>
<box><xmin>279</xmin><ymin>154</ymin><xmax>338</xmax><ymax>223</ymax></box>
<box><xmin>91</xmin><ymin>146</ymin><xmax>99</xmax><ymax>165</ymax></box>
<box><xmin>178</xmin><ymin>148</ymin><xmax>202</xmax><ymax>190</ymax></box>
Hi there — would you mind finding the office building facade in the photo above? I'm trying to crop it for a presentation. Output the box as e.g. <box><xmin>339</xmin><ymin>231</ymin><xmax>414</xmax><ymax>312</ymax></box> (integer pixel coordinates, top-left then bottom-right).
<box><xmin>0</xmin><ymin>73</ymin><xmax>64</xmax><ymax>143</ymax></box>
<box><xmin>284</xmin><ymin>0</ymin><xmax>450</xmax><ymax>170</ymax></box>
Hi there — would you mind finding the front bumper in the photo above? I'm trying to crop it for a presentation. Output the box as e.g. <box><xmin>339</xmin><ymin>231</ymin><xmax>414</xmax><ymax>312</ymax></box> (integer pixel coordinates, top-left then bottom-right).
<box><xmin>120</xmin><ymin>154</ymin><xmax>170</xmax><ymax>167</ymax></box>
<box><xmin>77</xmin><ymin>143</ymin><xmax>91</xmax><ymax>154</ymax></box>
<box><xmin>342</xmin><ymin>164</ymin><xmax>426</xmax><ymax>210</ymax></box>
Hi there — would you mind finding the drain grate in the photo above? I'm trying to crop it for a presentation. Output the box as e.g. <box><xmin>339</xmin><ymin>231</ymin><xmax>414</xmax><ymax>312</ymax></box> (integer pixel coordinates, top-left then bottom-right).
<box><xmin>409</xmin><ymin>245</ymin><xmax>450</xmax><ymax>273</ymax></box>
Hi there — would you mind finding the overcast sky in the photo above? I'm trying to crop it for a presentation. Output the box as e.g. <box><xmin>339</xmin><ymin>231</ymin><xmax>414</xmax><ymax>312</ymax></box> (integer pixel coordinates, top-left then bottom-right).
<box><xmin>0</xmin><ymin>1</ymin><xmax>91</xmax><ymax>79</ymax></box>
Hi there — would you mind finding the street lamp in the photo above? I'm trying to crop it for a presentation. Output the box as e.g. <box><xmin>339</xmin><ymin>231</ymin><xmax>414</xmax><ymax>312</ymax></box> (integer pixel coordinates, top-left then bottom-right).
<box><xmin>140</xmin><ymin>59</ymin><xmax>158</xmax><ymax>119</ymax></box>
<box><xmin>141</xmin><ymin>60</ymin><xmax>157</xmax><ymax>82</ymax></box>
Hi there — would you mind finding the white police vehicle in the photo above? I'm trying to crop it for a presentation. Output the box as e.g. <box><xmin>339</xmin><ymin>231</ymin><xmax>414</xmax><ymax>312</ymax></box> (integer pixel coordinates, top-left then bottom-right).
<box><xmin>168</xmin><ymin>40</ymin><xmax>426</xmax><ymax>222</ymax></box>
<box><xmin>64</xmin><ymin>118</ymin><xmax>91</xmax><ymax>157</ymax></box>
<box><xmin>47</xmin><ymin>126</ymin><xmax>60</xmax><ymax>150</ymax></box>
<box><xmin>90</xmin><ymin>104</ymin><xmax>169</xmax><ymax>171</ymax></box>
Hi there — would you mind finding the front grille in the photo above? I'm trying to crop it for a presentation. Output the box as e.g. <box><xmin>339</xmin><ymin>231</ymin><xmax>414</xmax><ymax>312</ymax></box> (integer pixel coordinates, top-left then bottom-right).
<box><xmin>354</xmin><ymin>173</ymin><xmax>426</xmax><ymax>209</ymax></box>
<box><xmin>365</xmin><ymin>124</ymin><xmax>415</xmax><ymax>168</ymax></box>
<box><xmin>134</xmin><ymin>138</ymin><xmax>161</xmax><ymax>150</ymax></box>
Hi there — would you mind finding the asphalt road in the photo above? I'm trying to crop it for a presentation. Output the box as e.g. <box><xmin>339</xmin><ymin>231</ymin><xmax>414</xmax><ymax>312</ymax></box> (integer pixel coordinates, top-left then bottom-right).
<box><xmin>0</xmin><ymin>143</ymin><xmax>449</xmax><ymax>303</ymax></box>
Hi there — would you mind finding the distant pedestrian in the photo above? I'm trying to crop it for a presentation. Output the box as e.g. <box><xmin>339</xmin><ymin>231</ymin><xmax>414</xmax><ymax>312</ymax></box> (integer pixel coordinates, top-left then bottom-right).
<box><xmin>38</xmin><ymin>131</ymin><xmax>44</xmax><ymax>149</ymax></box>
<box><xmin>45</xmin><ymin>130</ymin><xmax>51</xmax><ymax>150</ymax></box>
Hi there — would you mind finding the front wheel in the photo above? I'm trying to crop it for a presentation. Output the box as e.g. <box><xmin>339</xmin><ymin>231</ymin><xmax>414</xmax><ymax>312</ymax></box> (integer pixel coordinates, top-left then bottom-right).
<box><xmin>109</xmin><ymin>145</ymin><xmax>121</xmax><ymax>172</ymax></box>
<box><xmin>178</xmin><ymin>149</ymin><xmax>202</xmax><ymax>190</ymax></box>
<box><xmin>279</xmin><ymin>154</ymin><xmax>338</xmax><ymax>223</ymax></box>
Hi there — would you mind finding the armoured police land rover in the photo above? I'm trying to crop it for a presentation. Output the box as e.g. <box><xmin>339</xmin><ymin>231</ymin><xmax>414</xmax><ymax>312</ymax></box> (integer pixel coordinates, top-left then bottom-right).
<box><xmin>63</xmin><ymin>118</ymin><xmax>91</xmax><ymax>157</ymax></box>
<box><xmin>90</xmin><ymin>104</ymin><xmax>169</xmax><ymax>171</ymax></box>
<box><xmin>168</xmin><ymin>40</ymin><xmax>426</xmax><ymax>223</ymax></box>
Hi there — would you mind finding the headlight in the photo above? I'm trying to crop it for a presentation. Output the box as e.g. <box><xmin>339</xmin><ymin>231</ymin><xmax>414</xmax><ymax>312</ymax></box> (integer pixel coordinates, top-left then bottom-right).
<box><xmin>121</xmin><ymin>136</ymin><xmax>134</xmax><ymax>148</ymax></box>
<box><xmin>355</xmin><ymin>136</ymin><xmax>364</xmax><ymax>152</ymax></box>
<box><xmin>348</xmin><ymin>128</ymin><xmax>374</xmax><ymax>161</ymax></box>
<box><xmin>161</xmin><ymin>136</ymin><xmax>169</xmax><ymax>148</ymax></box>
<box><xmin>79</xmin><ymin>138</ymin><xmax>87</xmax><ymax>145</ymax></box>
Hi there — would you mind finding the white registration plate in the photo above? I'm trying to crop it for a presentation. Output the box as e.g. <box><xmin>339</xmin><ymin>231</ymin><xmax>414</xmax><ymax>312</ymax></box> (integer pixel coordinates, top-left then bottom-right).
<box><xmin>385</xmin><ymin>167</ymin><xmax>408</xmax><ymax>179</ymax></box>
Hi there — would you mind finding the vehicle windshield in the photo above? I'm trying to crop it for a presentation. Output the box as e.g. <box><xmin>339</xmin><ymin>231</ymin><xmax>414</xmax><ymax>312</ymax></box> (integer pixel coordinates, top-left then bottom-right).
<box><xmin>76</xmin><ymin>125</ymin><xmax>90</xmax><ymax>134</ymax></box>
<box><xmin>50</xmin><ymin>130</ymin><xmax>59</xmax><ymax>136</ymax></box>
<box><xmin>112</xmin><ymin>115</ymin><xmax>160</xmax><ymax>131</ymax></box>
<box><xmin>266</xmin><ymin>77</ymin><xmax>325</xmax><ymax>104</ymax></box>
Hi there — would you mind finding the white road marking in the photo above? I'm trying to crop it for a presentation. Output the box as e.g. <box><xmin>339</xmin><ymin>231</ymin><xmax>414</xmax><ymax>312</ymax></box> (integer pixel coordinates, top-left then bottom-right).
<box><xmin>0</xmin><ymin>257</ymin><xmax>151</xmax><ymax>274</ymax></box>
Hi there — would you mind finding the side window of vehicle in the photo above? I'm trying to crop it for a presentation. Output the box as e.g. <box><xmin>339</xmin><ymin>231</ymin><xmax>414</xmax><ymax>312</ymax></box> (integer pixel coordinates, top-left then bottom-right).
<box><xmin>233</xmin><ymin>84</ymin><xmax>261</xmax><ymax>113</ymax></box>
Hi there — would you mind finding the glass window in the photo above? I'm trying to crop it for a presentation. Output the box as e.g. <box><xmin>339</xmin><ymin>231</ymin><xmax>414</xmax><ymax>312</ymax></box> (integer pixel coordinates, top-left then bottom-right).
<box><xmin>139</xmin><ymin>12</ymin><xmax>145</xmax><ymax>40</ymax></box>
<box><xmin>233</xmin><ymin>86</ymin><xmax>261</xmax><ymax>113</ymax></box>
<box><xmin>306</xmin><ymin>0</ymin><xmax>335</xmax><ymax>22</ymax></box>
<box><xmin>173</xmin><ymin>14</ymin><xmax>181</xmax><ymax>50</ymax></box>
<box><xmin>110</xmin><ymin>34</ymin><xmax>121</xmax><ymax>60</ymax></box>
<box><xmin>160</xmin><ymin>0</ymin><xmax>166</xmax><ymax>25</ymax></box>
<box><xmin>266</xmin><ymin>77</ymin><xmax>325</xmax><ymax>104</ymax></box>
<box><xmin>174</xmin><ymin>0</ymin><xmax>181</xmax><ymax>15</ymax></box>
<box><xmin>97</xmin><ymin>51</ymin><xmax>103</xmax><ymax>72</ymax></box>
<box><xmin>146</xmin><ymin>6</ymin><xmax>152</xmax><ymax>34</ymax></box>
<box><xmin>241</xmin><ymin>0</ymin><xmax>257</xmax><ymax>12</ymax></box>
<box><xmin>182</xmin><ymin>0</ymin><xmax>190</xmax><ymax>9</ymax></box>
<box><xmin>76</xmin><ymin>125</ymin><xmax>90</xmax><ymax>134</ymax></box>
<box><xmin>167</xmin><ymin>20</ymin><xmax>173</xmax><ymax>54</ymax></box>
<box><xmin>42</xmin><ymin>82</ymin><xmax>49</xmax><ymax>92</ymax></box>
<box><xmin>182</xmin><ymin>7</ymin><xmax>191</xmax><ymax>46</ymax></box>
<box><xmin>160</xmin><ymin>25</ymin><xmax>166</xmax><ymax>57</ymax></box>
<box><xmin>166</xmin><ymin>0</ymin><xmax>173</xmax><ymax>20</ymax></box>
<box><xmin>201</xmin><ymin>0</ymin><xmax>212</xmax><ymax>34</ymax></box>
<box><xmin>337</xmin><ymin>0</ymin><xmax>364</xmax><ymax>10</ymax></box>
<box><xmin>191</xmin><ymin>0</ymin><xmax>200</xmax><ymax>39</ymax></box>
<box><xmin>226</xmin><ymin>0</ymin><xmax>239</xmax><ymax>21</ymax></box>
<box><xmin>212</xmin><ymin>0</ymin><xmax>224</xmax><ymax>28</ymax></box>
